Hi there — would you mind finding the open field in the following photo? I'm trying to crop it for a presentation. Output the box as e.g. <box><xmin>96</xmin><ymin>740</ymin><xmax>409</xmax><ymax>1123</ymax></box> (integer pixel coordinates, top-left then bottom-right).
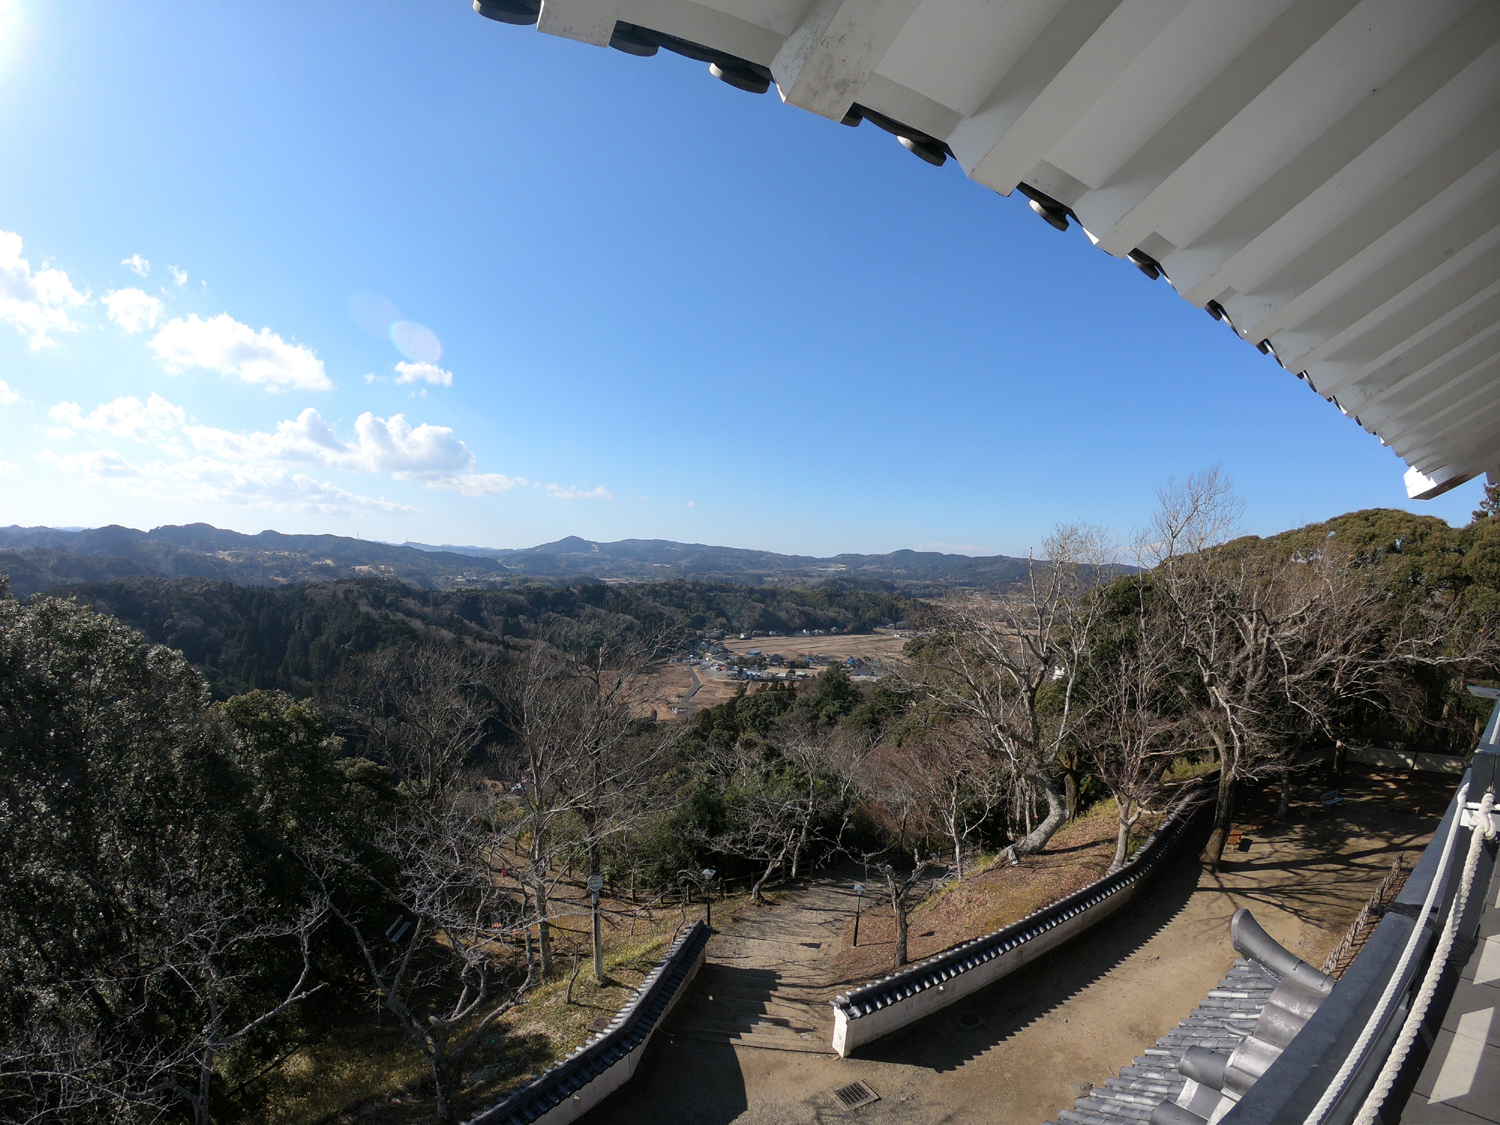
<box><xmin>644</xmin><ymin>629</ymin><xmax>915</xmax><ymax>723</ymax></box>
<box><xmin>720</xmin><ymin>628</ymin><xmax>912</xmax><ymax>666</ymax></box>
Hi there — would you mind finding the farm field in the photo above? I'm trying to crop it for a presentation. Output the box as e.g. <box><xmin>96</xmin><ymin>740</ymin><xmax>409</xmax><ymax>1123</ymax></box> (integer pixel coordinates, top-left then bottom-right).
<box><xmin>719</xmin><ymin>628</ymin><xmax>912</xmax><ymax>666</ymax></box>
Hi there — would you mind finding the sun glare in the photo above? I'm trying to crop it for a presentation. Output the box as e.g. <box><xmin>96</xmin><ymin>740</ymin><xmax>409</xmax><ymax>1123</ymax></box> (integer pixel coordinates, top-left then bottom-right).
<box><xmin>0</xmin><ymin>0</ymin><xmax>24</xmax><ymax>71</ymax></box>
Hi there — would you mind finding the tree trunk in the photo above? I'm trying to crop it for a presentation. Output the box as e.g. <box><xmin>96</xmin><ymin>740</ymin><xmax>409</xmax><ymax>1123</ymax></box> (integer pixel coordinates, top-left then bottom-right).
<box><xmin>751</xmin><ymin>857</ymin><xmax>778</xmax><ymax>903</ymax></box>
<box><xmin>1064</xmin><ymin>769</ymin><xmax>1079</xmax><ymax>820</ymax></box>
<box><xmin>1109</xmin><ymin>810</ymin><xmax>1132</xmax><ymax>874</ymax></box>
<box><xmin>790</xmin><ymin>785</ymin><xmax>814</xmax><ymax>879</ymax></box>
<box><xmin>892</xmin><ymin>892</ymin><xmax>909</xmax><ymax>969</ymax></box>
<box><xmin>1277</xmin><ymin>771</ymin><xmax>1291</xmax><ymax>819</ymax></box>
<box><xmin>432</xmin><ymin>1054</ymin><xmax>453</xmax><ymax>1125</ymax></box>
<box><xmin>1201</xmin><ymin>762</ymin><xmax>1236</xmax><ymax>872</ymax></box>
<box><xmin>1005</xmin><ymin>776</ymin><xmax>1069</xmax><ymax>861</ymax></box>
<box><xmin>535</xmin><ymin>884</ymin><xmax>553</xmax><ymax>977</ymax></box>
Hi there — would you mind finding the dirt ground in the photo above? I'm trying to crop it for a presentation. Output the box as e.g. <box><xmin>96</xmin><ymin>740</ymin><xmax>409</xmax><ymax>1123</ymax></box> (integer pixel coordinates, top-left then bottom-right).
<box><xmin>832</xmin><ymin>812</ymin><xmax>1148</xmax><ymax>983</ymax></box>
<box><xmin>590</xmin><ymin>762</ymin><xmax>1456</xmax><ymax>1125</ymax></box>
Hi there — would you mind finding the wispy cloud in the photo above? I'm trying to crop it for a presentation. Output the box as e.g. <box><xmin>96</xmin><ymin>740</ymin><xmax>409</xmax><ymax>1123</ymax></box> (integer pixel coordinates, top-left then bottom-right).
<box><xmin>103</xmin><ymin>287</ymin><xmax>164</xmax><ymax>333</ymax></box>
<box><xmin>40</xmin><ymin>448</ymin><xmax>144</xmax><ymax>480</ymax></box>
<box><xmin>40</xmin><ymin>446</ymin><xmax>416</xmax><ymax>515</ymax></box>
<box><xmin>168</xmin><ymin>265</ymin><xmax>187</xmax><ymax>286</ymax></box>
<box><xmin>0</xmin><ymin>230</ymin><xmax>87</xmax><ymax>349</ymax></box>
<box><xmin>429</xmin><ymin>473</ymin><xmax>522</xmax><ymax>497</ymax></box>
<box><xmin>150</xmin><ymin>313</ymin><xmax>332</xmax><ymax>392</ymax></box>
<box><xmin>394</xmin><ymin>360</ymin><xmax>453</xmax><ymax>387</ymax></box>
<box><xmin>122</xmin><ymin>254</ymin><xmax>150</xmax><ymax>278</ymax></box>
<box><xmin>545</xmin><ymin>483</ymin><xmax>613</xmax><ymax>501</ymax></box>
<box><xmin>0</xmin><ymin>380</ymin><xmax>19</xmax><ymax>406</ymax></box>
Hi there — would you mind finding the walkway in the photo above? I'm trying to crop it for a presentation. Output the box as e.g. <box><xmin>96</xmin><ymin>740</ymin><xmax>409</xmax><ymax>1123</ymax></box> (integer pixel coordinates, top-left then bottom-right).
<box><xmin>667</xmin><ymin>875</ymin><xmax>847</xmax><ymax>1054</ymax></box>
<box><xmin>595</xmin><ymin>769</ymin><xmax>1440</xmax><ymax>1125</ymax></box>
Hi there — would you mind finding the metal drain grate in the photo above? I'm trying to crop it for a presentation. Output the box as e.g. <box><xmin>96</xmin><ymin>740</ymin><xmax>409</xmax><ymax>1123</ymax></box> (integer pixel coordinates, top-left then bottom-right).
<box><xmin>832</xmin><ymin>1081</ymin><xmax>880</xmax><ymax>1110</ymax></box>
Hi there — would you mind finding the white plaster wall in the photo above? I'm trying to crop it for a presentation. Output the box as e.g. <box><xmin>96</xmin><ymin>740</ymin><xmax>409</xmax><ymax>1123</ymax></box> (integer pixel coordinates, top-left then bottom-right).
<box><xmin>832</xmin><ymin>878</ymin><xmax>1141</xmax><ymax>1056</ymax></box>
<box><xmin>507</xmin><ymin>940</ymin><xmax>709</xmax><ymax>1125</ymax></box>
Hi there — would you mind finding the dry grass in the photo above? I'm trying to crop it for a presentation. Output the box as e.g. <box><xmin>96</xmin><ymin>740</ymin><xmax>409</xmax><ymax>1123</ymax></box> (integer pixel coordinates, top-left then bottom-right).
<box><xmin>829</xmin><ymin>805</ymin><xmax>1155</xmax><ymax>985</ymax></box>
<box><xmin>230</xmin><ymin>886</ymin><xmax>747</xmax><ymax>1125</ymax></box>
<box><xmin>720</xmin><ymin>630</ymin><xmax>910</xmax><ymax>664</ymax></box>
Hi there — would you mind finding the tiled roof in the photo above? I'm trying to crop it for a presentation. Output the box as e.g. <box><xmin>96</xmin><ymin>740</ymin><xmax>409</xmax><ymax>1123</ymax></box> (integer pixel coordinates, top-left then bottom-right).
<box><xmin>1050</xmin><ymin>959</ymin><xmax>1280</xmax><ymax>1125</ymax></box>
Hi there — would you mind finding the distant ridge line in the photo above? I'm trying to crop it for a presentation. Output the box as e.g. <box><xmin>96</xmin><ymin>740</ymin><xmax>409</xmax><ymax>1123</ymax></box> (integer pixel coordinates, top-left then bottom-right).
<box><xmin>0</xmin><ymin>523</ymin><xmax>1054</xmax><ymax>599</ymax></box>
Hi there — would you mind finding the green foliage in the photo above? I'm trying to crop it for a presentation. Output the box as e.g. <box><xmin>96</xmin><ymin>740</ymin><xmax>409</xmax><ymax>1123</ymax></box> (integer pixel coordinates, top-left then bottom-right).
<box><xmin>1473</xmin><ymin>481</ymin><xmax>1500</xmax><ymax>524</ymax></box>
<box><xmin>0</xmin><ymin>587</ymin><xmax>391</xmax><ymax>1121</ymax></box>
<box><xmin>44</xmin><ymin>576</ymin><xmax>925</xmax><ymax>700</ymax></box>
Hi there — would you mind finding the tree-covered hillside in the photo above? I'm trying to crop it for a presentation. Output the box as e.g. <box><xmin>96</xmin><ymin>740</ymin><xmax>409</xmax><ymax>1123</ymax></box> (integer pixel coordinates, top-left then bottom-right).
<box><xmin>37</xmin><ymin>576</ymin><xmax>924</xmax><ymax>698</ymax></box>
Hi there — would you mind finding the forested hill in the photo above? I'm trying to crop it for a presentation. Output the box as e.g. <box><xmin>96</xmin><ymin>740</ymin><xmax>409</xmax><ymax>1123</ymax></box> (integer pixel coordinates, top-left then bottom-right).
<box><xmin>35</xmin><ymin>576</ymin><xmax>923</xmax><ymax>698</ymax></box>
<box><xmin>0</xmin><ymin>522</ymin><xmax>1036</xmax><ymax>597</ymax></box>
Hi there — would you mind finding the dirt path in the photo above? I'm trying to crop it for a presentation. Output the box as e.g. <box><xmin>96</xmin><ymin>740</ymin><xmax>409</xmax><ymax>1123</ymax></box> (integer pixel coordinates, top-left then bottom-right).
<box><xmin>663</xmin><ymin>875</ymin><xmax>850</xmax><ymax>1053</ymax></box>
<box><xmin>594</xmin><ymin>766</ymin><xmax>1449</xmax><ymax>1125</ymax></box>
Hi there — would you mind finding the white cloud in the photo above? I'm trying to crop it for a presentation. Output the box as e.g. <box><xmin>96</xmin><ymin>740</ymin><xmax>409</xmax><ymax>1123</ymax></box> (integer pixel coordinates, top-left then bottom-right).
<box><xmin>155</xmin><ymin>457</ymin><xmax>415</xmax><ymax>513</ymax></box>
<box><xmin>39</xmin><ymin>448</ymin><xmax>143</xmax><ymax>480</ymax></box>
<box><xmin>39</xmin><ymin>392</ymin><xmax>527</xmax><ymax>511</ymax></box>
<box><xmin>122</xmin><ymin>254</ymin><xmax>150</xmax><ymax>277</ymax></box>
<box><xmin>0</xmin><ymin>230</ymin><xmax>87</xmax><ymax>349</ymax></box>
<box><xmin>49</xmin><ymin>394</ymin><xmax>185</xmax><ymax>446</ymax></box>
<box><xmin>150</xmin><ymin>313</ymin><xmax>332</xmax><ymax>392</ymax></box>
<box><xmin>0</xmin><ymin>460</ymin><xmax>15</xmax><ymax>475</ymax></box>
<box><xmin>184</xmin><ymin>408</ymin><xmax>473</xmax><ymax>477</ymax></box>
<box><xmin>103</xmin><ymin>287</ymin><xmax>164</xmax><ymax>333</ymax></box>
<box><xmin>428</xmin><ymin>473</ymin><xmax>521</xmax><ymax>497</ymax></box>
<box><xmin>0</xmin><ymin>380</ymin><xmax>19</xmax><ymax>405</ymax></box>
<box><xmin>394</xmin><ymin>361</ymin><xmax>454</xmax><ymax>387</ymax></box>
<box><xmin>40</xmin><ymin>445</ymin><xmax>415</xmax><ymax>515</ymax></box>
<box><xmin>168</xmin><ymin>266</ymin><xmax>187</xmax><ymax>286</ymax></box>
<box><xmin>545</xmin><ymin>483</ymin><xmax>613</xmax><ymax>501</ymax></box>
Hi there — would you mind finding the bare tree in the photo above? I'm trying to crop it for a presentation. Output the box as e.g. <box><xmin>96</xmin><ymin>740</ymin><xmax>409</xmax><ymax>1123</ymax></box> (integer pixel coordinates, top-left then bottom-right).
<box><xmin>147</xmin><ymin>894</ymin><xmax>328</xmax><ymax>1125</ymax></box>
<box><xmin>1141</xmin><ymin>468</ymin><xmax>1497</xmax><ymax>869</ymax></box>
<box><xmin>1078</xmin><ymin>588</ymin><xmax>1182</xmax><ymax>873</ymax></box>
<box><xmin>874</xmin><ymin>853</ymin><xmax>931</xmax><ymax>970</ymax></box>
<box><xmin>872</xmin><ymin>724</ymin><xmax>1006</xmax><ymax>877</ymax></box>
<box><xmin>700</xmin><ymin>717</ymin><xmax>870</xmax><ymax>903</ymax></box>
<box><xmin>908</xmin><ymin>524</ymin><xmax>1115</xmax><ymax>862</ymax></box>
<box><xmin>494</xmin><ymin>630</ymin><xmax>667</xmax><ymax>977</ymax></box>
<box><xmin>316</xmin><ymin>795</ymin><xmax>531</xmax><ymax>1125</ymax></box>
<box><xmin>710</xmin><ymin>788</ymin><xmax>806</xmax><ymax>904</ymax></box>
<box><xmin>336</xmin><ymin>643</ymin><xmax>496</xmax><ymax>804</ymax></box>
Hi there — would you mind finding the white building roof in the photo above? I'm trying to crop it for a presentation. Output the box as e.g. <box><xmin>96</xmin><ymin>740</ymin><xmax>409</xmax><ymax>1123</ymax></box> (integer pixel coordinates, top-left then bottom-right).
<box><xmin>477</xmin><ymin>0</ymin><xmax>1500</xmax><ymax>498</ymax></box>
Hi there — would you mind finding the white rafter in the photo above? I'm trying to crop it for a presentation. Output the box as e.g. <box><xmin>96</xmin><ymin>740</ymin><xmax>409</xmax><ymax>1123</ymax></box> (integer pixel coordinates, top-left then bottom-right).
<box><xmin>480</xmin><ymin>0</ymin><xmax>1500</xmax><ymax>498</ymax></box>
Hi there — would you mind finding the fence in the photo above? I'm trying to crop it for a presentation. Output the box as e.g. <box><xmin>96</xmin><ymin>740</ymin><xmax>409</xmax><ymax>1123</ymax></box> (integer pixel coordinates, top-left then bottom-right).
<box><xmin>830</xmin><ymin>782</ymin><xmax>1206</xmax><ymax>1056</ymax></box>
<box><xmin>465</xmin><ymin>920</ymin><xmax>710</xmax><ymax>1125</ymax></box>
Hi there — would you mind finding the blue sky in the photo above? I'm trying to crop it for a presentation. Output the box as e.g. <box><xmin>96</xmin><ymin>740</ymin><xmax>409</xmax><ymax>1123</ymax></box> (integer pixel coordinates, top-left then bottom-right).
<box><xmin>0</xmin><ymin>1</ymin><xmax>1485</xmax><ymax>557</ymax></box>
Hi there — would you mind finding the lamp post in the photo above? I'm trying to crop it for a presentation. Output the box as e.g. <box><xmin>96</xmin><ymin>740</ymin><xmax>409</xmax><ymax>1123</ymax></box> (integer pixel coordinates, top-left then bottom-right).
<box><xmin>702</xmin><ymin>868</ymin><xmax>717</xmax><ymax>928</ymax></box>
<box><xmin>587</xmin><ymin>874</ymin><xmax>604</xmax><ymax>981</ymax></box>
<box><xmin>852</xmin><ymin>883</ymin><xmax>866</xmax><ymax>947</ymax></box>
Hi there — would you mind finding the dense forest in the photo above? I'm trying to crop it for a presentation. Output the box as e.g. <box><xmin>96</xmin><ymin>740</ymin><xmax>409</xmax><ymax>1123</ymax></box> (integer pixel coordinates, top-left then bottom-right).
<box><xmin>5</xmin><ymin>493</ymin><xmax>1500</xmax><ymax>1123</ymax></box>
<box><xmin>44</xmin><ymin>576</ymin><xmax>923</xmax><ymax>698</ymax></box>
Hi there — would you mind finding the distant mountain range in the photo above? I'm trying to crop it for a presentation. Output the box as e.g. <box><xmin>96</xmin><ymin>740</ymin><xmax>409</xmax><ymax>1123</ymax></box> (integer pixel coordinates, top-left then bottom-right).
<box><xmin>0</xmin><ymin>523</ymin><xmax>1041</xmax><ymax>598</ymax></box>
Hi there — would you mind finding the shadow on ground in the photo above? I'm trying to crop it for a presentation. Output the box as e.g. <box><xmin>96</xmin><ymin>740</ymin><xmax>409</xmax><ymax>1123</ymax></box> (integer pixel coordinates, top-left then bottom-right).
<box><xmin>855</xmin><ymin>822</ymin><xmax>1211</xmax><ymax>1073</ymax></box>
